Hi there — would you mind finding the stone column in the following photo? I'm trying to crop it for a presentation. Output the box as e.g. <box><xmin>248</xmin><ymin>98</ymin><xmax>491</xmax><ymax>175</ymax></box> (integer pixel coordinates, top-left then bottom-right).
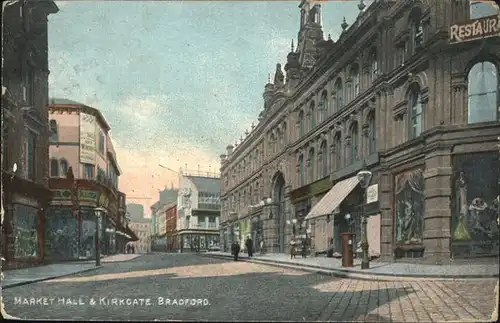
<box><xmin>423</xmin><ymin>148</ymin><xmax>453</xmax><ymax>264</ymax></box>
<box><xmin>378</xmin><ymin>167</ymin><xmax>394</xmax><ymax>261</ymax></box>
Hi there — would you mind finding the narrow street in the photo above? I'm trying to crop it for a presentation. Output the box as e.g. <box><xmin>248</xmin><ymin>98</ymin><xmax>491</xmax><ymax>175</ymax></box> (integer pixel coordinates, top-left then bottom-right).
<box><xmin>2</xmin><ymin>253</ymin><xmax>497</xmax><ymax>321</ymax></box>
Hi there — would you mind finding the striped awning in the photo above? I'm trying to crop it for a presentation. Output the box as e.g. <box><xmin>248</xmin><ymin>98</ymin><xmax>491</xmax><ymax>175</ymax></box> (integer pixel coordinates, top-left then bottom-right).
<box><xmin>304</xmin><ymin>175</ymin><xmax>360</xmax><ymax>221</ymax></box>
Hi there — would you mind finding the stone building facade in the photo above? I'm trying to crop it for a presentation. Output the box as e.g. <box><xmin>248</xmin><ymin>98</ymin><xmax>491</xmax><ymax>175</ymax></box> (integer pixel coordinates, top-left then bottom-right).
<box><xmin>219</xmin><ymin>0</ymin><xmax>499</xmax><ymax>263</ymax></box>
<box><xmin>2</xmin><ymin>0</ymin><xmax>58</xmax><ymax>269</ymax></box>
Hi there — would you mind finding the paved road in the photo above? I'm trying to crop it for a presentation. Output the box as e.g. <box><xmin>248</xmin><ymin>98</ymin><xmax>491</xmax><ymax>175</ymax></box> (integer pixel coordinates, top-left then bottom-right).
<box><xmin>2</xmin><ymin>253</ymin><xmax>497</xmax><ymax>321</ymax></box>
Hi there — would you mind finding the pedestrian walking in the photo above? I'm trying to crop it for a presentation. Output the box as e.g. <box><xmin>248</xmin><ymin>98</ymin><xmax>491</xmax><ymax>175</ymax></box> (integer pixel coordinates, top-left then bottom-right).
<box><xmin>289</xmin><ymin>239</ymin><xmax>297</xmax><ymax>259</ymax></box>
<box><xmin>231</xmin><ymin>241</ymin><xmax>241</xmax><ymax>261</ymax></box>
<box><xmin>245</xmin><ymin>236</ymin><xmax>254</xmax><ymax>257</ymax></box>
<box><xmin>301</xmin><ymin>238</ymin><xmax>307</xmax><ymax>258</ymax></box>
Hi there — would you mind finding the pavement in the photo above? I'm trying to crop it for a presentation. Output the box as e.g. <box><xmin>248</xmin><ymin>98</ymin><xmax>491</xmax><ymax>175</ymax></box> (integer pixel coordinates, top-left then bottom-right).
<box><xmin>2</xmin><ymin>254</ymin><xmax>143</xmax><ymax>289</ymax></box>
<box><xmin>1</xmin><ymin>252</ymin><xmax>498</xmax><ymax>321</ymax></box>
<box><xmin>201</xmin><ymin>252</ymin><xmax>500</xmax><ymax>280</ymax></box>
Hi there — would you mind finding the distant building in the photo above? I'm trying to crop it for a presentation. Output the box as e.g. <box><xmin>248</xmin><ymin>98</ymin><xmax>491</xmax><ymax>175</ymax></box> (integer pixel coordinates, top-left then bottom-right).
<box><xmin>175</xmin><ymin>169</ymin><xmax>221</xmax><ymax>252</ymax></box>
<box><xmin>127</xmin><ymin>203</ymin><xmax>145</xmax><ymax>220</ymax></box>
<box><xmin>150</xmin><ymin>187</ymin><xmax>178</xmax><ymax>251</ymax></box>
<box><xmin>165</xmin><ymin>204</ymin><xmax>178</xmax><ymax>252</ymax></box>
<box><xmin>128</xmin><ymin>214</ymin><xmax>151</xmax><ymax>254</ymax></box>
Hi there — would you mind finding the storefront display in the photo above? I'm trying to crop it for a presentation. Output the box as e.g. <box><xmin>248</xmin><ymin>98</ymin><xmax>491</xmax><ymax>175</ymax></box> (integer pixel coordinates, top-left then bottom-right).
<box><xmin>13</xmin><ymin>204</ymin><xmax>39</xmax><ymax>258</ymax></box>
<box><xmin>45</xmin><ymin>207</ymin><xmax>79</xmax><ymax>260</ymax></box>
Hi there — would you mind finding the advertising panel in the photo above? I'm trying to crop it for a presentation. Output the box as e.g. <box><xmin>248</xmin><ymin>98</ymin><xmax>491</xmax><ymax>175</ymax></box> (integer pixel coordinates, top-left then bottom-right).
<box><xmin>79</xmin><ymin>112</ymin><xmax>97</xmax><ymax>164</ymax></box>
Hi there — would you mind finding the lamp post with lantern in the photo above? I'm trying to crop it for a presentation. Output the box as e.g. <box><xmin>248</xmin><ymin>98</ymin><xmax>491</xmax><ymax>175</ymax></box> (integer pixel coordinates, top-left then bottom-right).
<box><xmin>357</xmin><ymin>162</ymin><xmax>373</xmax><ymax>270</ymax></box>
<box><xmin>94</xmin><ymin>207</ymin><xmax>106</xmax><ymax>267</ymax></box>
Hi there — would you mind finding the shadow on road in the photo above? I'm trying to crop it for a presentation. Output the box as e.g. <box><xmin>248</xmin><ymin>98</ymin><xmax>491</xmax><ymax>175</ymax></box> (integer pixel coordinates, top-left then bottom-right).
<box><xmin>2</xmin><ymin>254</ymin><xmax>417</xmax><ymax>321</ymax></box>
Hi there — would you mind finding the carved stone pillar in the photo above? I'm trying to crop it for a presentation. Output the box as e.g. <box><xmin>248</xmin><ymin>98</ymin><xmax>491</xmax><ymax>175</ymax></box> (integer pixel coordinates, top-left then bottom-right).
<box><xmin>378</xmin><ymin>167</ymin><xmax>394</xmax><ymax>261</ymax></box>
<box><xmin>422</xmin><ymin>147</ymin><xmax>453</xmax><ymax>264</ymax></box>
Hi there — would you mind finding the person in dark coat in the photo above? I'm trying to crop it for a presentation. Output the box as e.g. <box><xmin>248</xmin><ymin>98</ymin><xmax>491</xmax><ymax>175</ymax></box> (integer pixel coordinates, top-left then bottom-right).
<box><xmin>231</xmin><ymin>241</ymin><xmax>241</xmax><ymax>261</ymax></box>
<box><xmin>245</xmin><ymin>237</ymin><xmax>254</xmax><ymax>257</ymax></box>
<box><xmin>301</xmin><ymin>238</ymin><xmax>307</xmax><ymax>258</ymax></box>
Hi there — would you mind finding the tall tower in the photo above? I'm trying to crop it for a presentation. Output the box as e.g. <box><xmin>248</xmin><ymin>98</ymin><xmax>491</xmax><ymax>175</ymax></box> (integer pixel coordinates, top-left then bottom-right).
<box><xmin>297</xmin><ymin>0</ymin><xmax>324</xmax><ymax>69</ymax></box>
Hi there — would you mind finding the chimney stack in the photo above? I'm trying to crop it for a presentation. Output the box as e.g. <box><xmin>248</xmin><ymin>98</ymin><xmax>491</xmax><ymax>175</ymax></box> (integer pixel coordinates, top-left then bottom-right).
<box><xmin>226</xmin><ymin>144</ymin><xmax>234</xmax><ymax>155</ymax></box>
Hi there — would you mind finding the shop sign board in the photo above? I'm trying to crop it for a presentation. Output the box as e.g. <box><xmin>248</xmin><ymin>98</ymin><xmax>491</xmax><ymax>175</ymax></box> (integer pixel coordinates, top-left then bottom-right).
<box><xmin>52</xmin><ymin>189</ymin><xmax>72</xmax><ymax>200</ymax></box>
<box><xmin>450</xmin><ymin>15</ymin><xmax>500</xmax><ymax>43</ymax></box>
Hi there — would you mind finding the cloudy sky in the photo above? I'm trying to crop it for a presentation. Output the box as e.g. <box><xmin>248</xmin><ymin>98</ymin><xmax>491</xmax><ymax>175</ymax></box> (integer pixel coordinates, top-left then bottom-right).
<box><xmin>50</xmin><ymin>0</ymin><xmax>365</xmax><ymax>215</ymax></box>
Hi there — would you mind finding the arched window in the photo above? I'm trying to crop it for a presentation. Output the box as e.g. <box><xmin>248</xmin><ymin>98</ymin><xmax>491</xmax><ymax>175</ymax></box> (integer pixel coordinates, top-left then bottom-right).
<box><xmin>49</xmin><ymin>119</ymin><xmax>58</xmax><ymax>142</ymax></box>
<box><xmin>319</xmin><ymin>141</ymin><xmax>328</xmax><ymax>178</ymax></box>
<box><xmin>320</xmin><ymin>91</ymin><xmax>329</xmax><ymax>121</ymax></box>
<box><xmin>50</xmin><ymin>158</ymin><xmax>59</xmax><ymax>177</ymax></box>
<box><xmin>350</xmin><ymin>123</ymin><xmax>359</xmax><ymax>163</ymax></box>
<box><xmin>335</xmin><ymin>134</ymin><xmax>342</xmax><ymax>169</ymax></box>
<box><xmin>310</xmin><ymin>101</ymin><xmax>316</xmax><ymax>129</ymax></box>
<box><xmin>299</xmin><ymin>155</ymin><xmax>305</xmax><ymax>187</ymax></box>
<box><xmin>309</xmin><ymin>148</ymin><xmax>315</xmax><ymax>182</ymax></box>
<box><xmin>370</xmin><ymin>48</ymin><xmax>378</xmax><ymax>82</ymax></box>
<box><xmin>60</xmin><ymin>159</ymin><xmax>68</xmax><ymax>177</ymax></box>
<box><xmin>335</xmin><ymin>79</ymin><xmax>343</xmax><ymax>110</ymax></box>
<box><xmin>368</xmin><ymin>114</ymin><xmax>376</xmax><ymax>154</ymax></box>
<box><xmin>467</xmin><ymin>61</ymin><xmax>498</xmax><ymax>124</ymax></box>
<box><xmin>408</xmin><ymin>84</ymin><xmax>423</xmax><ymax>139</ymax></box>
<box><xmin>298</xmin><ymin>111</ymin><xmax>305</xmax><ymax>136</ymax></box>
<box><xmin>351</xmin><ymin>65</ymin><xmax>360</xmax><ymax>98</ymax></box>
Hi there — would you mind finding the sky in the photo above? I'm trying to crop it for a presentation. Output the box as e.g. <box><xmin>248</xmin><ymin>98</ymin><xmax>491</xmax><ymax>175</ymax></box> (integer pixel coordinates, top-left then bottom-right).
<box><xmin>49</xmin><ymin>0</ymin><xmax>366</xmax><ymax>215</ymax></box>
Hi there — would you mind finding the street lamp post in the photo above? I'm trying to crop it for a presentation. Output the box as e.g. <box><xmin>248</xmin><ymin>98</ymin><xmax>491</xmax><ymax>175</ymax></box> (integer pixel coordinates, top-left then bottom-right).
<box><xmin>94</xmin><ymin>207</ymin><xmax>106</xmax><ymax>267</ymax></box>
<box><xmin>357</xmin><ymin>163</ymin><xmax>373</xmax><ymax>270</ymax></box>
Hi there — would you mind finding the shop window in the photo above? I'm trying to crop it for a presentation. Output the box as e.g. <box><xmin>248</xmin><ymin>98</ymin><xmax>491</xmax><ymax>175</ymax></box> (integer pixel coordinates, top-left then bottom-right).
<box><xmin>394</xmin><ymin>168</ymin><xmax>425</xmax><ymax>245</ymax></box>
<box><xmin>49</xmin><ymin>119</ymin><xmax>58</xmax><ymax>142</ymax></box>
<box><xmin>50</xmin><ymin>158</ymin><xmax>59</xmax><ymax>177</ymax></box>
<box><xmin>13</xmin><ymin>204</ymin><xmax>39</xmax><ymax>258</ymax></box>
<box><xmin>467</xmin><ymin>61</ymin><xmax>498</xmax><ymax>124</ymax></box>
<box><xmin>45</xmin><ymin>207</ymin><xmax>79</xmax><ymax>260</ymax></box>
<box><xmin>408</xmin><ymin>84</ymin><xmax>423</xmax><ymax>139</ymax></box>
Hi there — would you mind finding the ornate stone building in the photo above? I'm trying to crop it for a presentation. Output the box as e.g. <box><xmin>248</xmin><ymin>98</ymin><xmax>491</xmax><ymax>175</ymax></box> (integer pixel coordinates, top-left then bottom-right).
<box><xmin>2</xmin><ymin>0</ymin><xmax>59</xmax><ymax>269</ymax></box>
<box><xmin>219</xmin><ymin>0</ymin><xmax>499</xmax><ymax>263</ymax></box>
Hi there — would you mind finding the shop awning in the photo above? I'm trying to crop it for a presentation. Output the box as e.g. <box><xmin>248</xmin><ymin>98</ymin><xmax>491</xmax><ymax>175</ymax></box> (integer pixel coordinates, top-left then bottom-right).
<box><xmin>304</xmin><ymin>175</ymin><xmax>359</xmax><ymax>221</ymax></box>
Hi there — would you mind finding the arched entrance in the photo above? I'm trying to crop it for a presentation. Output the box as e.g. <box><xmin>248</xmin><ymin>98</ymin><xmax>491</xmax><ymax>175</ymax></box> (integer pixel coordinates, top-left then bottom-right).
<box><xmin>272</xmin><ymin>172</ymin><xmax>286</xmax><ymax>253</ymax></box>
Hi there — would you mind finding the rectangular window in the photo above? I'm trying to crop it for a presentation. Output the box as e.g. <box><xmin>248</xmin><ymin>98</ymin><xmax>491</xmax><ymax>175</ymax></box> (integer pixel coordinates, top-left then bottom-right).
<box><xmin>411</xmin><ymin>101</ymin><xmax>423</xmax><ymax>139</ymax></box>
<box><xmin>98</xmin><ymin>132</ymin><xmax>105</xmax><ymax>154</ymax></box>
<box><xmin>26</xmin><ymin>130</ymin><xmax>36</xmax><ymax>180</ymax></box>
<box><xmin>13</xmin><ymin>204</ymin><xmax>39</xmax><ymax>258</ymax></box>
<box><xmin>83</xmin><ymin>163</ymin><xmax>95</xmax><ymax>179</ymax></box>
<box><xmin>23</xmin><ymin>69</ymin><xmax>34</xmax><ymax>105</ymax></box>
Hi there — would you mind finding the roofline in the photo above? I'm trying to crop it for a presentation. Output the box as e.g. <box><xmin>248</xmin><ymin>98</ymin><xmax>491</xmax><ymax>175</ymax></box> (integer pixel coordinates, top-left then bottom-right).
<box><xmin>48</xmin><ymin>101</ymin><xmax>111</xmax><ymax>132</ymax></box>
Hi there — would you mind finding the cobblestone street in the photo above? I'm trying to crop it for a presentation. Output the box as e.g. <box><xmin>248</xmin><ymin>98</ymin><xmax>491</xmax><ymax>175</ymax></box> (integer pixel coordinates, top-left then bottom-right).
<box><xmin>2</xmin><ymin>253</ymin><xmax>497</xmax><ymax>321</ymax></box>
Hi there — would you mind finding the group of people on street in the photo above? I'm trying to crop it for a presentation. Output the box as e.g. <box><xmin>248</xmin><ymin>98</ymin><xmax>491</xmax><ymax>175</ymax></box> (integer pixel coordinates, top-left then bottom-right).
<box><xmin>289</xmin><ymin>238</ymin><xmax>308</xmax><ymax>259</ymax></box>
<box><xmin>231</xmin><ymin>236</ymin><xmax>254</xmax><ymax>261</ymax></box>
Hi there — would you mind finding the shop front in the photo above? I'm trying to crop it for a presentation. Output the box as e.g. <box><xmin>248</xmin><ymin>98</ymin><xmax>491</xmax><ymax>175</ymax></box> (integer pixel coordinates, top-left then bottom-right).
<box><xmin>251</xmin><ymin>214</ymin><xmax>263</xmax><ymax>253</ymax></box>
<box><xmin>239</xmin><ymin>218</ymin><xmax>251</xmax><ymax>251</ymax></box>
<box><xmin>451</xmin><ymin>152</ymin><xmax>499</xmax><ymax>258</ymax></box>
<box><xmin>2</xmin><ymin>172</ymin><xmax>52</xmax><ymax>269</ymax></box>
<box><xmin>177</xmin><ymin>230</ymin><xmax>220</xmax><ymax>252</ymax></box>
<box><xmin>45</xmin><ymin>175</ymin><xmax>131</xmax><ymax>261</ymax></box>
